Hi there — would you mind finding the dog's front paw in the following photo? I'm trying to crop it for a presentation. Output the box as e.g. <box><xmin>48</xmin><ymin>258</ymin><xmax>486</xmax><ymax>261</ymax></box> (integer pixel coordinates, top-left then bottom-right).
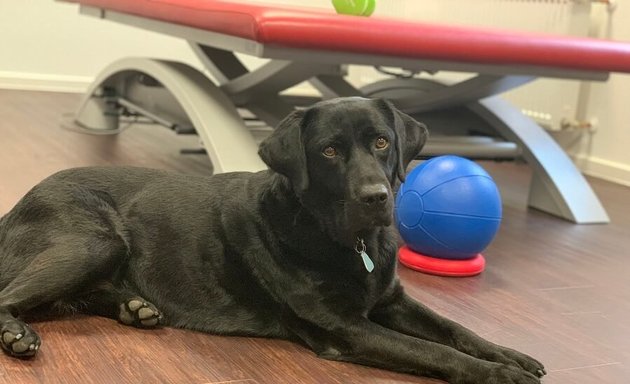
<box><xmin>489</xmin><ymin>347</ymin><xmax>546</xmax><ymax>378</ymax></box>
<box><xmin>1</xmin><ymin>319</ymin><xmax>41</xmax><ymax>358</ymax></box>
<box><xmin>118</xmin><ymin>298</ymin><xmax>163</xmax><ymax>328</ymax></box>
<box><xmin>486</xmin><ymin>364</ymin><xmax>541</xmax><ymax>384</ymax></box>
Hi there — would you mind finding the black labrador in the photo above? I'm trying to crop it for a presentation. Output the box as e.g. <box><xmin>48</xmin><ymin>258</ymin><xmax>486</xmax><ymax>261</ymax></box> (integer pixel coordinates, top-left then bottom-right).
<box><xmin>0</xmin><ymin>97</ymin><xmax>545</xmax><ymax>383</ymax></box>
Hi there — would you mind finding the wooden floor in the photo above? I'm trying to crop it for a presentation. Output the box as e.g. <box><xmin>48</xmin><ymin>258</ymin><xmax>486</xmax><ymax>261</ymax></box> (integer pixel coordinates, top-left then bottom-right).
<box><xmin>1</xmin><ymin>89</ymin><xmax>629</xmax><ymax>384</ymax></box>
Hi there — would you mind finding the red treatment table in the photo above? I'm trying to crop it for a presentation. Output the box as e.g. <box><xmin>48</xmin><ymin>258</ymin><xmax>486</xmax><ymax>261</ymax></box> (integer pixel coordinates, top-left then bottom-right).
<box><xmin>61</xmin><ymin>0</ymin><xmax>630</xmax><ymax>224</ymax></box>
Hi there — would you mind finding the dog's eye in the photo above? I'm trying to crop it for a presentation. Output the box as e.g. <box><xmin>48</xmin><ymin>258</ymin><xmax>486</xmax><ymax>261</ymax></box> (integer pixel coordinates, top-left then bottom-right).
<box><xmin>322</xmin><ymin>146</ymin><xmax>337</xmax><ymax>158</ymax></box>
<box><xmin>375</xmin><ymin>137</ymin><xmax>389</xmax><ymax>150</ymax></box>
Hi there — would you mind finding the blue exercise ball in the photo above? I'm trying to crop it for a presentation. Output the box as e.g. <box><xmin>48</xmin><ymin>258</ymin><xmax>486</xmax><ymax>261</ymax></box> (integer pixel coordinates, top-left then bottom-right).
<box><xmin>395</xmin><ymin>155</ymin><xmax>502</xmax><ymax>260</ymax></box>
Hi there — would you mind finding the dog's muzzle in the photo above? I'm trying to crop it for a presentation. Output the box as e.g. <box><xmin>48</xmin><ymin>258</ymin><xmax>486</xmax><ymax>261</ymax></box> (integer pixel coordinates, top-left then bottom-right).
<box><xmin>354</xmin><ymin>183</ymin><xmax>393</xmax><ymax>227</ymax></box>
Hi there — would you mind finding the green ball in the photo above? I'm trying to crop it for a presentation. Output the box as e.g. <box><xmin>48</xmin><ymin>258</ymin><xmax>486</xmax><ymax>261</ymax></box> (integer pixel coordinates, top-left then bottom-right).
<box><xmin>332</xmin><ymin>0</ymin><xmax>376</xmax><ymax>17</ymax></box>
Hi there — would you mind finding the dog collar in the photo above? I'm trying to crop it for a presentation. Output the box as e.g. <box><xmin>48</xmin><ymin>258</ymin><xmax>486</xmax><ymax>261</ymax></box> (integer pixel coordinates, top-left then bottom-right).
<box><xmin>355</xmin><ymin>238</ymin><xmax>374</xmax><ymax>273</ymax></box>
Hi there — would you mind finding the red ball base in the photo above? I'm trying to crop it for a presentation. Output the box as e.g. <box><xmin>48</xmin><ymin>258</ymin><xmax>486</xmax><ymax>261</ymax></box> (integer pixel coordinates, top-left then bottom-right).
<box><xmin>398</xmin><ymin>246</ymin><xmax>486</xmax><ymax>277</ymax></box>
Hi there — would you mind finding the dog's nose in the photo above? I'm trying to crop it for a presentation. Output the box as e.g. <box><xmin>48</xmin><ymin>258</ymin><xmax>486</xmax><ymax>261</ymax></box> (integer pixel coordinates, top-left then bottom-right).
<box><xmin>359</xmin><ymin>184</ymin><xmax>389</xmax><ymax>206</ymax></box>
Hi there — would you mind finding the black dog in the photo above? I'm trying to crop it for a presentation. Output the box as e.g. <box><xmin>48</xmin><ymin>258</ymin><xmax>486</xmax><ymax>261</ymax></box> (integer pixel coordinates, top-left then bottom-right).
<box><xmin>0</xmin><ymin>98</ymin><xmax>544</xmax><ymax>383</ymax></box>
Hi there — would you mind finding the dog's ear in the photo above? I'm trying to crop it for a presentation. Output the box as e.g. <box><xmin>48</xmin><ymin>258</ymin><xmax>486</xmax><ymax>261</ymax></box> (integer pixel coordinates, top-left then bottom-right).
<box><xmin>375</xmin><ymin>99</ymin><xmax>429</xmax><ymax>182</ymax></box>
<box><xmin>258</xmin><ymin>110</ymin><xmax>309</xmax><ymax>192</ymax></box>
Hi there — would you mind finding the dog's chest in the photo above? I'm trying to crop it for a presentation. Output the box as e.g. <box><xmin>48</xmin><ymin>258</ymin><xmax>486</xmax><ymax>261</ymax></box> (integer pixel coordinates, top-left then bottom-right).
<box><xmin>331</xmin><ymin>245</ymin><xmax>397</xmax><ymax>313</ymax></box>
<box><xmin>364</xmin><ymin>246</ymin><xmax>397</xmax><ymax>305</ymax></box>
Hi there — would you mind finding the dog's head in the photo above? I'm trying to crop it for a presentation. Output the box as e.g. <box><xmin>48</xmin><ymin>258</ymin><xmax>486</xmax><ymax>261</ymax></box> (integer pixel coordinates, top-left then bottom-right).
<box><xmin>259</xmin><ymin>97</ymin><xmax>428</xmax><ymax>245</ymax></box>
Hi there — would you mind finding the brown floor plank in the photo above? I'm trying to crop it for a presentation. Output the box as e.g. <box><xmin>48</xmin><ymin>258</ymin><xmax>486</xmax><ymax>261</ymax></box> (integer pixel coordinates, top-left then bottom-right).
<box><xmin>1</xmin><ymin>89</ymin><xmax>629</xmax><ymax>383</ymax></box>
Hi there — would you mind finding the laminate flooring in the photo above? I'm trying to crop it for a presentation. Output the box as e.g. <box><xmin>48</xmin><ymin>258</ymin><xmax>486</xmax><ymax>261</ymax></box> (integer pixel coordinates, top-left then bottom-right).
<box><xmin>0</xmin><ymin>90</ymin><xmax>628</xmax><ymax>384</ymax></box>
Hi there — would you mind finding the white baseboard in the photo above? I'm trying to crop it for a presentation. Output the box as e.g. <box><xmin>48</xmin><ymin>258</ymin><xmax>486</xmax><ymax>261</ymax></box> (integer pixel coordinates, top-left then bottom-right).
<box><xmin>573</xmin><ymin>154</ymin><xmax>630</xmax><ymax>187</ymax></box>
<box><xmin>0</xmin><ymin>71</ymin><xmax>92</xmax><ymax>93</ymax></box>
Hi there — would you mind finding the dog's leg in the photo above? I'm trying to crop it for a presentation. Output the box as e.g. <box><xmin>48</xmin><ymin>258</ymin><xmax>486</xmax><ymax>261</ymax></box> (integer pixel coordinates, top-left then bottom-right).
<box><xmin>290</xmin><ymin>317</ymin><xmax>540</xmax><ymax>384</ymax></box>
<box><xmin>0</xmin><ymin>236</ymin><xmax>125</xmax><ymax>357</ymax></box>
<box><xmin>80</xmin><ymin>282</ymin><xmax>163</xmax><ymax>328</ymax></box>
<box><xmin>369</xmin><ymin>285</ymin><xmax>546</xmax><ymax>378</ymax></box>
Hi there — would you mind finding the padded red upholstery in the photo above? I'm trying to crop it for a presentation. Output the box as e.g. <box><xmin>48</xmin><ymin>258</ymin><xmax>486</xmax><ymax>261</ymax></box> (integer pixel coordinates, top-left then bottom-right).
<box><xmin>63</xmin><ymin>0</ymin><xmax>630</xmax><ymax>73</ymax></box>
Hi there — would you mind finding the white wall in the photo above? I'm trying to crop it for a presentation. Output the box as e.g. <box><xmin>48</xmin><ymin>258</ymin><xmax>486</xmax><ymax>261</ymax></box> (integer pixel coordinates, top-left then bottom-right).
<box><xmin>1</xmin><ymin>0</ymin><xmax>629</xmax><ymax>185</ymax></box>
<box><xmin>573</xmin><ymin>5</ymin><xmax>630</xmax><ymax>186</ymax></box>
<box><xmin>0</xmin><ymin>1</ymin><xmax>204</xmax><ymax>91</ymax></box>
